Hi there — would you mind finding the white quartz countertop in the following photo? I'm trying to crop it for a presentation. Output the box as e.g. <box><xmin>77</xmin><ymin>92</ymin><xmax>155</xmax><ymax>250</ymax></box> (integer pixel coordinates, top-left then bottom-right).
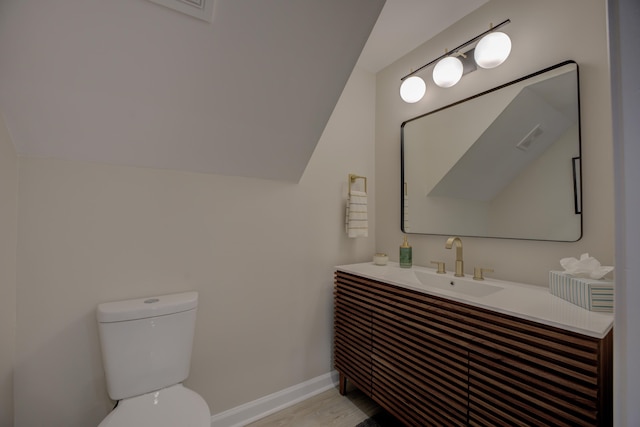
<box><xmin>336</xmin><ymin>262</ymin><xmax>614</xmax><ymax>339</ymax></box>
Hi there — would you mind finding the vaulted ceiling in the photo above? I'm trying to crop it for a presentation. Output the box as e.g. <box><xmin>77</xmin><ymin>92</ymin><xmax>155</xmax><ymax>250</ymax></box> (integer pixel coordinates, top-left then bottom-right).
<box><xmin>0</xmin><ymin>0</ymin><xmax>485</xmax><ymax>181</ymax></box>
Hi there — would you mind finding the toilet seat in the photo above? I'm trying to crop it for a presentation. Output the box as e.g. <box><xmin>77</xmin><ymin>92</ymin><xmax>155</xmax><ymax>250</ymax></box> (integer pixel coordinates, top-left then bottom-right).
<box><xmin>98</xmin><ymin>384</ymin><xmax>210</xmax><ymax>427</ymax></box>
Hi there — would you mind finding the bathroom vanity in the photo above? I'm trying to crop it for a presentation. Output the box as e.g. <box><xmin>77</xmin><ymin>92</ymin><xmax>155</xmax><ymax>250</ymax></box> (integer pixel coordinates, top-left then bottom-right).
<box><xmin>334</xmin><ymin>263</ymin><xmax>613</xmax><ymax>426</ymax></box>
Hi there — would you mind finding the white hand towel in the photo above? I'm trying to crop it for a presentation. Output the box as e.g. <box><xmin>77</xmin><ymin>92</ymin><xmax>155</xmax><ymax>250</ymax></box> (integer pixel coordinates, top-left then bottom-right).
<box><xmin>346</xmin><ymin>190</ymin><xmax>368</xmax><ymax>238</ymax></box>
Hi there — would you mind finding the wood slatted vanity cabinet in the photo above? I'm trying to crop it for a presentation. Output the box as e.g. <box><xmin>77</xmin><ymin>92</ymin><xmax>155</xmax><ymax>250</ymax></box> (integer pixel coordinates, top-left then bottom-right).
<box><xmin>334</xmin><ymin>265</ymin><xmax>613</xmax><ymax>427</ymax></box>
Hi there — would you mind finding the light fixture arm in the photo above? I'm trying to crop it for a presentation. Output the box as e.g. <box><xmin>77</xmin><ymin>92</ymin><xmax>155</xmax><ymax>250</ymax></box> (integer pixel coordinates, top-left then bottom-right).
<box><xmin>400</xmin><ymin>19</ymin><xmax>511</xmax><ymax>81</ymax></box>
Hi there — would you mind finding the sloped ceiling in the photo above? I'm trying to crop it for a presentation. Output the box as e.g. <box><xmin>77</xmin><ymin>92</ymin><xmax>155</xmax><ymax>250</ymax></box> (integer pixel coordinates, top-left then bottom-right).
<box><xmin>0</xmin><ymin>0</ymin><xmax>384</xmax><ymax>181</ymax></box>
<box><xmin>0</xmin><ymin>0</ymin><xmax>486</xmax><ymax>181</ymax></box>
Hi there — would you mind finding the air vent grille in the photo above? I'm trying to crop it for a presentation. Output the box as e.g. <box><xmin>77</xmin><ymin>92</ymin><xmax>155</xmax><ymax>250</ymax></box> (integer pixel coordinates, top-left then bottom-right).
<box><xmin>147</xmin><ymin>0</ymin><xmax>213</xmax><ymax>21</ymax></box>
<box><xmin>180</xmin><ymin>0</ymin><xmax>204</xmax><ymax>9</ymax></box>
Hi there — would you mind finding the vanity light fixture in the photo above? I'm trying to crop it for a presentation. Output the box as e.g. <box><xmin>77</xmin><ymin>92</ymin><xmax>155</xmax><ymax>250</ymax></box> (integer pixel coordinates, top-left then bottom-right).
<box><xmin>474</xmin><ymin>31</ymin><xmax>512</xmax><ymax>69</ymax></box>
<box><xmin>399</xmin><ymin>75</ymin><xmax>427</xmax><ymax>103</ymax></box>
<box><xmin>399</xmin><ymin>19</ymin><xmax>511</xmax><ymax>103</ymax></box>
<box><xmin>432</xmin><ymin>55</ymin><xmax>464</xmax><ymax>88</ymax></box>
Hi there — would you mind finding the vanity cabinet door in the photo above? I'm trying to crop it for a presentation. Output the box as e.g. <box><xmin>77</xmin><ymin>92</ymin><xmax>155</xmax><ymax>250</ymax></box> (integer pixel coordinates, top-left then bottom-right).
<box><xmin>334</xmin><ymin>273</ymin><xmax>373</xmax><ymax>396</ymax></box>
<box><xmin>367</xmin><ymin>281</ymin><xmax>469</xmax><ymax>427</ymax></box>
<box><xmin>466</xmin><ymin>311</ymin><xmax>613</xmax><ymax>427</ymax></box>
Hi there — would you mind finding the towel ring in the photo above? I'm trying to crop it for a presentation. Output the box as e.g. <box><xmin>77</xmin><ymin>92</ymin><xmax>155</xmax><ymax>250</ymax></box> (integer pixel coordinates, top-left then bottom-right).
<box><xmin>349</xmin><ymin>174</ymin><xmax>367</xmax><ymax>193</ymax></box>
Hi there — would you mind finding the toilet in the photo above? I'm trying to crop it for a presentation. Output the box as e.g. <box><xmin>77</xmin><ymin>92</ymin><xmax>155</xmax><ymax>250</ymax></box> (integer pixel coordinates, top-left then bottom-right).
<box><xmin>96</xmin><ymin>291</ymin><xmax>210</xmax><ymax>427</ymax></box>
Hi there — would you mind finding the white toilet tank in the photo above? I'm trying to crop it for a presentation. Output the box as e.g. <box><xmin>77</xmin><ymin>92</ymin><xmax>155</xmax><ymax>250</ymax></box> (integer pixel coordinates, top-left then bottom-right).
<box><xmin>97</xmin><ymin>292</ymin><xmax>199</xmax><ymax>401</ymax></box>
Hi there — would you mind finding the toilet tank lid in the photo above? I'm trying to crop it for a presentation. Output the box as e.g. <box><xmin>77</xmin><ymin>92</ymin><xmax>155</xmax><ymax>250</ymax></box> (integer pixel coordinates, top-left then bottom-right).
<box><xmin>97</xmin><ymin>291</ymin><xmax>198</xmax><ymax>323</ymax></box>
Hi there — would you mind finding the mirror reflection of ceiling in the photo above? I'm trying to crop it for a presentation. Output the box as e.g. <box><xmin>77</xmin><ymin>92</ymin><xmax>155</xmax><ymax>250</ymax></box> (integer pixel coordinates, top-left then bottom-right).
<box><xmin>402</xmin><ymin>62</ymin><xmax>582</xmax><ymax>242</ymax></box>
<box><xmin>429</xmin><ymin>70</ymin><xmax>577</xmax><ymax>201</ymax></box>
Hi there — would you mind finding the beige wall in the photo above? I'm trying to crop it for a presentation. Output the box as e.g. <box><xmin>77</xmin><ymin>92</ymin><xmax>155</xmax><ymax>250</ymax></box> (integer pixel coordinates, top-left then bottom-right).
<box><xmin>0</xmin><ymin>114</ymin><xmax>17</xmax><ymax>427</ymax></box>
<box><xmin>14</xmin><ymin>67</ymin><xmax>376</xmax><ymax>426</ymax></box>
<box><xmin>376</xmin><ymin>0</ymin><xmax>613</xmax><ymax>286</ymax></box>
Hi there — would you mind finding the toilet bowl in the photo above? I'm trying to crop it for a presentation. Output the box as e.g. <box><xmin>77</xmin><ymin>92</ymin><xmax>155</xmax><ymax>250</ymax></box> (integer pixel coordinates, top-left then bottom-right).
<box><xmin>96</xmin><ymin>292</ymin><xmax>210</xmax><ymax>427</ymax></box>
<box><xmin>98</xmin><ymin>384</ymin><xmax>210</xmax><ymax>427</ymax></box>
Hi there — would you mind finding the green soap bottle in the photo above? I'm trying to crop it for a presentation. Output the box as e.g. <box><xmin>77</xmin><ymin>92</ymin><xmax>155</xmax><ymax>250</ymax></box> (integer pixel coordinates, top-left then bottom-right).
<box><xmin>399</xmin><ymin>236</ymin><xmax>412</xmax><ymax>268</ymax></box>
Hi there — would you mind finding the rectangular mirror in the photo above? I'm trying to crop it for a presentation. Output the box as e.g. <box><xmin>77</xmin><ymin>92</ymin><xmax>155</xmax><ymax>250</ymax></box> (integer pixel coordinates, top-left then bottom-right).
<box><xmin>401</xmin><ymin>61</ymin><xmax>582</xmax><ymax>241</ymax></box>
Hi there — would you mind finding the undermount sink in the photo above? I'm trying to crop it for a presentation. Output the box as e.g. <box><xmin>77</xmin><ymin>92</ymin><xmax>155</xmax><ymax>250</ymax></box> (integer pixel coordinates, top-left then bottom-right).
<box><xmin>414</xmin><ymin>270</ymin><xmax>503</xmax><ymax>297</ymax></box>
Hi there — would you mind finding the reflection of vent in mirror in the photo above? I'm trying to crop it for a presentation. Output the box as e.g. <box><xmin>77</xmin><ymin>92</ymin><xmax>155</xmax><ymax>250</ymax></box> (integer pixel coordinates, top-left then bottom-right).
<box><xmin>147</xmin><ymin>0</ymin><xmax>214</xmax><ymax>21</ymax></box>
<box><xmin>182</xmin><ymin>0</ymin><xmax>204</xmax><ymax>8</ymax></box>
<box><xmin>516</xmin><ymin>124</ymin><xmax>543</xmax><ymax>152</ymax></box>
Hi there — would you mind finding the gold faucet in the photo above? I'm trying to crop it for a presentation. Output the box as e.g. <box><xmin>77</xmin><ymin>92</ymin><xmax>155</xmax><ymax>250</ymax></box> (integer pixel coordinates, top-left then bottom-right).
<box><xmin>445</xmin><ymin>236</ymin><xmax>464</xmax><ymax>277</ymax></box>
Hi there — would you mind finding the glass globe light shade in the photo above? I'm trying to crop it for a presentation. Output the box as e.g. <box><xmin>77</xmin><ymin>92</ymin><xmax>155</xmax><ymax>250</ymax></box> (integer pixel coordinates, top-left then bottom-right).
<box><xmin>474</xmin><ymin>32</ymin><xmax>512</xmax><ymax>69</ymax></box>
<box><xmin>432</xmin><ymin>56</ymin><xmax>463</xmax><ymax>88</ymax></box>
<box><xmin>399</xmin><ymin>76</ymin><xmax>426</xmax><ymax>103</ymax></box>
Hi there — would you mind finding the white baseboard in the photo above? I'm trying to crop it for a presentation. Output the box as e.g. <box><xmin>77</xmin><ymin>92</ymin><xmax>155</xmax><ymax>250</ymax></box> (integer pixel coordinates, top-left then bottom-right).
<box><xmin>210</xmin><ymin>370</ymin><xmax>340</xmax><ymax>427</ymax></box>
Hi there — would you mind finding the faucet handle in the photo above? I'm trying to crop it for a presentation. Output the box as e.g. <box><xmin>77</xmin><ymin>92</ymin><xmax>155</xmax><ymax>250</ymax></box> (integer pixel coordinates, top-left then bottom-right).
<box><xmin>431</xmin><ymin>261</ymin><xmax>446</xmax><ymax>274</ymax></box>
<box><xmin>473</xmin><ymin>267</ymin><xmax>494</xmax><ymax>281</ymax></box>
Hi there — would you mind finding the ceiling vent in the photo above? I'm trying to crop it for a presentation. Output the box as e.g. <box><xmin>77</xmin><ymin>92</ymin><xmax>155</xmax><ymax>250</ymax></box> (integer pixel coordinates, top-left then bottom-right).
<box><xmin>147</xmin><ymin>0</ymin><xmax>214</xmax><ymax>22</ymax></box>
<box><xmin>516</xmin><ymin>124</ymin><xmax>543</xmax><ymax>152</ymax></box>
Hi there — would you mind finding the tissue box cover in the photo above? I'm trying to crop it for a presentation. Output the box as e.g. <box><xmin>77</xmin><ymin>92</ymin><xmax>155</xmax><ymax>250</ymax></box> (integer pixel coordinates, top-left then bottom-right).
<box><xmin>549</xmin><ymin>271</ymin><xmax>613</xmax><ymax>312</ymax></box>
